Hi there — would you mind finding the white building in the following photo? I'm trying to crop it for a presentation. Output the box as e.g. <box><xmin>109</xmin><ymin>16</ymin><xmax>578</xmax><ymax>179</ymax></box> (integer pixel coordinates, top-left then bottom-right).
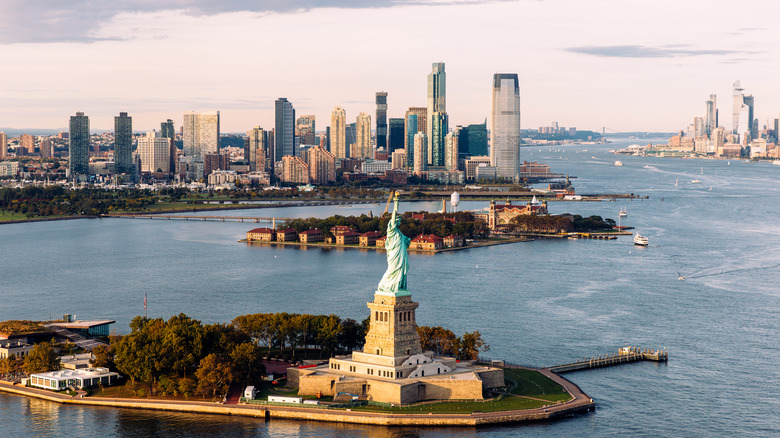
<box><xmin>413</xmin><ymin>132</ymin><xmax>427</xmax><ymax>176</ymax></box>
<box><xmin>183</xmin><ymin>111</ymin><xmax>220</xmax><ymax>159</ymax></box>
<box><xmin>30</xmin><ymin>368</ymin><xmax>120</xmax><ymax>390</ymax></box>
<box><xmin>362</xmin><ymin>159</ymin><xmax>391</xmax><ymax>174</ymax></box>
<box><xmin>0</xmin><ymin>161</ymin><xmax>19</xmax><ymax>177</ymax></box>
<box><xmin>490</xmin><ymin>73</ymin><xmax>521</xmax><ymax>181</ymax></box>
<box><xmin>137</xmin><ymin>130</ymin><xmax>171</xmax><ymax>173</ymax></box>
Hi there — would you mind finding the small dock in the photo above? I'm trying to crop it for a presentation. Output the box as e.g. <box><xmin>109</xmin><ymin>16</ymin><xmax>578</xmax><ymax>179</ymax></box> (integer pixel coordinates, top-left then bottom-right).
<box><xmin>548</xmin><ymin>346</ymin><xmax>668</xmax><ymax>373</ymax></box>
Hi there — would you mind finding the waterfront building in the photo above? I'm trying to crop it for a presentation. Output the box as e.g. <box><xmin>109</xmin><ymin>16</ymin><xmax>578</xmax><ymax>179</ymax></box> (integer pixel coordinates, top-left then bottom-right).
<box><xmin>387</xmin><ymin>118</ymin><xmax>405</xmax><ymax>154</ymax></box>
<box><xmin>183</xmin><ymin>111</ymin><xmax>220</xmax><ymax>160</ymax></box>
<box><xmin>705</xmin><ymin>94</ymin><xmax>717</xmax><ymax>137</ymax></box>
<box><xmin>443</xmin><ymin>234</ymin><xmax>465</xmax><ymax>248</ymax></box>
<box><xmin>298</xmin><ymin>229</ymin><xmax>323</xmax><ymax>243</ymax></box>
<box><xmin>376</xmin><ymin>92</ymin><xmax>388</xmax><ymax>150</ymax></box>
<box><xmin>430</xmin><ymin>112</ymin><xmax>448</xmax><ymax>167</ymax></box>
<box><xmin>21</xmin><ymin>134</ymin><xmax>34</xmax><ymax>155</ymax></box>
<box><xmin>410</xmin><ymin>234</ymin><xmax>443</xmax><ymax>251</ymax></box>
<box><xmin>355</xmin><ymin>112</ymin><xmax>373</xmax><ymax>159</ymax></box>
<box><xmin>427</xmin><ymin>62</ymin><xmax>446</xmax><ymax>165</ymax></box>
<box><xmin>39</xmin><ymin>139</ymin><xmax>53</xmax><ymax>159</ymax></box>
<box><xmin>275</xmin><ymin>98</ymin><xmax>295</xmax><ymax>163</ymax></box>
<box><xmin>114</xmin><ymin>112</ymin><xmax>133</xmax><ymax>174</ymax></box>
<box><xmin>444</xmin><ymin>131</ymin><xmax>459</xmax><ymax>171</ymax></box>
<box><xmin>333</xmin><ymin>227</ymin><xmax>359</xmax><ymax>245</ymax></box>
<box><xmin>296</xmin><ymin>115</ymin><xmax>316</xmax><ymax>146</ymax></box>
<box><xmin>30</xmin><ymin>368</ymin><xmax>119</xmax><ymax>390</ymax></box>
<box><xmin>307</xmin><ymin>146</ymin><xmax>336</xmax><ymax>185</ymax></box>
<box><xmin>246</xmin><ymin>228</ymin><xmax>275</xmax><ymax>241</ymax></box>
<box><xmin>246</xmin><ymin>127</ymin><xmax>268</xmax><ymax>172</ymax></box>
<box><xmin>359</xmin><ymin>231</ymin><xmax>382</xmax><ymax>247</ymax></box>
<box><xmin>331</xmin><ymin>107</ymin><xmax>347</xmax><ymax>159</ymax></box>
<box><xmin>69</xmin><ymin>112</ymin><xmax>90</xmax><ymax>178</ymax></box>
<box><xmin>413</xmin><ymin>132</ymin><xmax>427</xmax><ymax>176</ymax></box>
<box><xmin>0</xmin><ymin>132</ymin><xmax>6</xmax><ymax>158</ymax></box>
<box><xmin>281</xmin><ymin>155</ymin><xmax>309</xmax><ymax>184</ymax></box>
<box><xmin>490</xmin><ymin>74</ymin><xmax>521</xmax><ymax>181</ymax></box>
<box><xmin>137</xmin><ymin>130</ymin><xmax>171</xmax><ymax>173</ymax></box>
<box><xmin>482</xmin><ymin>199</ymin><xmax>548</xmax><ymax>231</ymax></box>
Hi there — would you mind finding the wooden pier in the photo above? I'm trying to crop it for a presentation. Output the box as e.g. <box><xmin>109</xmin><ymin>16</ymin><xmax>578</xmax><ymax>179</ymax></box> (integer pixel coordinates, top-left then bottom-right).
<box><xmin>547</xmin><ymin>346</ymin><xmax>668</xmax><ymax>373</ymax></box>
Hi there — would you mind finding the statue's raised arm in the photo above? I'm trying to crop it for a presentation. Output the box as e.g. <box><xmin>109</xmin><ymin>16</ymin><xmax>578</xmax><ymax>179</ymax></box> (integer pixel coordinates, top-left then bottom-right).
<box><xmin>377</xmin><ymin>193</ymin><xmax>410</xmax><ymax>295</ymax></box>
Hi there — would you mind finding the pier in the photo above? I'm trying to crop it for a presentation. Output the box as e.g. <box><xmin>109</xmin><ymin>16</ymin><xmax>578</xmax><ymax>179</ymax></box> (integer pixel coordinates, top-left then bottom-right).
<box><xmin>548</xmin><ymin>346</ymin><xmax>668</xmax><ymax>373</ymax></box>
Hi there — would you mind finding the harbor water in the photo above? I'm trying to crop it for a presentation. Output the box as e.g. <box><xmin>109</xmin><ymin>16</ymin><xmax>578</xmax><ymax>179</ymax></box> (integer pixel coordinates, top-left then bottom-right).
<box><xmin>1</xmin><ymin>139</ymin><xmax>779</xmax><ymax>436</ymax></box>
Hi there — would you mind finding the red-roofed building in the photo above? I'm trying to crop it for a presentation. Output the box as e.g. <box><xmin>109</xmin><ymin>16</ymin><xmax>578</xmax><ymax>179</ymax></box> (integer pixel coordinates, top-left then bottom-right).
<box><xmin>276</xmin><ymin>228</ymin><xmax>298</xmax><ymax>242</ymax></box>
<box><xmin>299</xmin><ymin>229</ymin><xmax>323</xmax><ymax>243</ymax></box>
<box><xmin>335</xmin><ymin>230</ymin><xmax>359</xmax><ymax>245</ymax></box>
<box><xmin>376</xmin><ymin>235</ymin><xmax>387</xmax><ymax>248</ymax></box>
<box><xmin>411</xmin><ymin>213</ymin><xmax>426</xmax><ymax>221</ymax></box>
<box><xmin>410</xmin><ymin>234</ymin><xmax>443</xmax><ymax>251</ymax></box>
<box><xmin>486</xmin><ymin>199</ymin><xmax>548</xmax><ymax>231</ymax></box>
<box><xmin>247</xmin><ymin>228</ymin><xmax>275</xmax><ymax>241</ymax></box>
<box><xmin>443</xmin><ymin>234</ymin><xmax>465</xmax><ymax>248</ymax></box>
<box><xmin>359</xmin><ymin>231</ymin><xmax>383</xmax><ymax>247</ymax></box>
<box><xmin>330</xmin><ymin>225</ymin><xmax>354</xmax><ymax>234</ymax></box>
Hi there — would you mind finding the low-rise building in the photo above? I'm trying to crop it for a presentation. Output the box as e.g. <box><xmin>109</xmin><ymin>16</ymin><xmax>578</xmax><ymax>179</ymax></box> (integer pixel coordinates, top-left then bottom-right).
<box><xmin>299</xmin><ymin>229</ymin><xmax>323</xmax><ymax>243</ymax></box>
<box><xmin>376</xmin><ymin>235</ymin><xmax>387</xmax><ymax>248</ymax></box>
<box><xmin>0</xmin><ymin>339</ymin><xmax>33</xmax><ymax>359</ymax></box>
<box><xmin>411</xmin><ymin>234</ymin><xmax>443</xmax><ymax>251</ymax></box>
<box><xmin>30</xmin><ymin>367</ymin><xmax>120</xmax><ymax>390</ymax></box>
<box><xmin>60</xmin><ymin>353</ymin><xmax>95</xmax><ymax>370</ymax></box>
<box><xmin>335</xmin><ymin>230</ymin><xmax>359</xmax><ymax>245</ymax></box>
<box><xmin>359</xmin><ymin>231</ymin><xmax>383</xmax><ymax>247</ymax></box>
<box><xmin>247</xmin><ymin>228</ymin><xmax>275</xmax><ymax>241</ymax></box>
<box><xmin>443</xmin><ymin>234</ymin><xmax>465</xmax><ymax>248</ymax></box>
<box><xmin>276</xmin><ymin>228</ymin><xmax>298</xmax><ymax>242</ymax></box>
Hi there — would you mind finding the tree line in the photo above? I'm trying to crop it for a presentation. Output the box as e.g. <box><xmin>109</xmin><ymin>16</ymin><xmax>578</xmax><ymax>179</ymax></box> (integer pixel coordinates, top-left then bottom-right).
<box><xmin>0</xmin><ymin>186</ymin><xmax>156</xmax><ymax>217</ymax></box>
<box><xmin>508</xmin><ymin>214</ymin><xmax>615</xmax><ymax>233</ymax></box>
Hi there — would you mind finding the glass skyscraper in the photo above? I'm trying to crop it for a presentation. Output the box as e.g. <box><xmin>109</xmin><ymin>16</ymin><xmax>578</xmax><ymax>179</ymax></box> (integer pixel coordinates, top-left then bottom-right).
<box><xmin>69</xmin><ymin>112</ymin><xmax>90</xmax><ymax>177</ymax></box>
<box><xmin>376</xmin><ymin>92</ymin><xmax>388</xmax><ymax>150</ymax></box>
<box><xmin>114</xmin><ymin>112</ymin><xmax>132</xmax><ymax>174</ymax></box>
<box><xmin>430</xmin><ymin>112</ymin><xmax>448</xmax><ymax>167</ymax></box>
<box><xmin>405</xmin><ymin>114</ymin><xmax>418</xmax><ymax>169</ymax></box>
<box><xmin>427</xmin><ymin>62</ymin><xmax>446</xmax><ymax>165</ymax></box>
<box><xmin>275</xmin><ymin>98</ymin><xmax>295</xmax><ymax>163</ymax></box>
<box><xmin>387</xmin><ymin>118</ymin><xmax>405</xmax><ymax>154</ymax></box>
<box><xmin>490</xmin><ymin>73</ymin><xmax>521</xmax><ymax>181</ymax></box>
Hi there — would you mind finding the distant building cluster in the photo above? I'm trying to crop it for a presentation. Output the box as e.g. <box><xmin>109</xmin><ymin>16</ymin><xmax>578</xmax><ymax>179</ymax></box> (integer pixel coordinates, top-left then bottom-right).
<box><xmin>245</xmin><ymin>226</ymin><xmax>465</xmax><ymax>251</ymax></box>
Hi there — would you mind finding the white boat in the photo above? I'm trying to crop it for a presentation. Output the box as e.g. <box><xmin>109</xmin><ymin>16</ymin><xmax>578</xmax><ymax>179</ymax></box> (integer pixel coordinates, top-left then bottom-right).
<box><xmin>619</xmin><ymin>207</ymin><xmax>627</xmax><ymax>218</ymax></box>
<box><xmin>675</xmin><ymin>178</ymin><xmax>678</xmax><ymax>187</ymax></box>
<box><xmin>773</xmin><ymin>160</ymin><xmax>780</xmax><ymax>166</ymax></box>
<box><xmin>691</xmin><ymin>179</ymin><xmax>702</xmax><ymax>184</ymax></box>
<box><xmin>634</xmin><ymin>233</ymin><xmax>649</xmax><ymax>246</ymax></box>
<box><xmin>614</xmin><ymin>161</ymin><xmax>623</xmax><ymax>166</ymax></box>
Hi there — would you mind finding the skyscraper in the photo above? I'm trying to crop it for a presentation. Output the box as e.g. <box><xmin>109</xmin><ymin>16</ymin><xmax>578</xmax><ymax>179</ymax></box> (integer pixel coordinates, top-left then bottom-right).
<box><xmin>331</xmin><ymin>107</ymin><xmax>347</xmax><ymax>159</ymax></box>
<box><xmin>307</xmin><ymin>146</ymin><xmax>336</xmax><ymax>185</ymax></box>
<box><xmin>743</xmin><ymin>95</ymin><xmax>756</xmax><ymax>139</ymax></box>
<box><xmin>430</xmin><ymin>112</ymin><xmax>448</xmax><ymax>167</ymax></box>
<box><xmin>387</xmin><ymin>118</ymin><xmax>405</xmax><ymax>154</ymax></box>
<box><xmin>296</xmin><ymin>115</ymin><xmax>316</xmax><ymax>145</ymax></box>
<box><xmin>114</xmin><ymin>112</ymin><xmax>133</xmax><ymax>174</ymax></box>
<box><xmin>427</xmin><ymin>62</ymin><xmax>446</xmax><ymax>164</ymax></box>
<box><xmin>69</xmin><ymin>112</ymin><xmax>90</xmax><ymax>177</ymax></box>
<box><xmin>490</xmin><ymin>73</ymin><xmax>521</xmax><ymax>181</ymax></box>
<box><xmin>413</xmin><ymin>132</ymin><xmax>427</xmax><ymax>176</ymax></box>
<box><xmin>39</xmin><ymin>139</ymin><xmax>52</xmax><ymax>159</ymax></box>
<box><xmin>274</xmin><ymin>98</ymin><xmax>295</xmax><ymax>163</ymax></box>
<box><xmin>0</xmin><ymin>132</ymin><xmax>6</xmax><ymax>158</ymax></box>
<box><xmin>160</xmin><ymin>119</ymin><xmax>176</xmax><ymax>176</ymax></box>
<box><xmin>183</xmin><ymin>111</ymin><xmax>220</xmax><ymax>159</ymax></box>
<box><xmin>161</xmin><ymin>119</ymin><xmax>175</xmax><ymax>139</ymax></box>
<box><xmin>732</xmin><ymin>81</ymin><xmax>748</xmax><ymax>135</ymax></box>
<box><xmin>137</xmin><ymin>131</ymin><xmax>171</xmax><ymax>173</ymax></box>
<box><xmin>246</xmin><ymin>127</ymin><xmax>268</xmax><ymax>172</ymax></box>
<box><xmin>444</xmin><ymin>131</ymin><xmax>459</xmax><ymax>171</ymax></box>
<box><xmin>405</xmin><ymin>107</ymin><xmax>427</xmax><ymax>168</ymax></box>
<box><xmin>467</xmin><ymin>121</ymin><xmax>489</xmax><ymax>157</ymax></box>
<box><xmin>355</xmin><ymin>112</ymin><xmax>372</xmax><ymax>159</ymax></box>
<box><xmin>21</xmin><ymin>134</ymin><xmax>34</xmax><ymax>155</ymax></box>
<box><xmin>705</xmin><ymin>94</ymin><xmax>717</xmax><ymax>137</ymax></box>
<box><xmin>376</xmin><ymin>92</ymin><xmax>388</xmax><ymax>150</ymax></box>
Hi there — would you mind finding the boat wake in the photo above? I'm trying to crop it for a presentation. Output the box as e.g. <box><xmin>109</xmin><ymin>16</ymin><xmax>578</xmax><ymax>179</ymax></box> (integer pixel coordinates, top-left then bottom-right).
<box><xmin>684</xmin><ymin>262</ymin><xmax>780</xmax><ymax>279</ymax></box>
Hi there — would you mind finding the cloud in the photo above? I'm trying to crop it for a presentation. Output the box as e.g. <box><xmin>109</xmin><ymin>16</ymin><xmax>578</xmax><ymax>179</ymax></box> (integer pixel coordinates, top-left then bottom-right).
<box><xmin>564</xmin><ymin>45</ymin><xmax>745</xmax><ymax>58</ymax></box>
<box><xmin>0</xmin><ymin>0</ymin><xmax>502</xmax><ymax>44</ymax></box>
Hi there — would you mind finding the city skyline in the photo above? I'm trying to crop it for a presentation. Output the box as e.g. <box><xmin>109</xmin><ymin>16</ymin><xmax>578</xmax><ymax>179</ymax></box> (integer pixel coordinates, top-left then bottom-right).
<box><xmin>1</xmin><ymin>1</ymin><xmax>778</xmax><ymax>133</ymax></box>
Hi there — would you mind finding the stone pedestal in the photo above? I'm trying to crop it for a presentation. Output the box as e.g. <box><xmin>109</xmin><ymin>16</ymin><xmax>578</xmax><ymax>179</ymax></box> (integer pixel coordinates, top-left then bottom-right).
<box><xmin>362</xmin><ymin>291</ymin><xmax>422</xmax><ymax>361</ymax></box>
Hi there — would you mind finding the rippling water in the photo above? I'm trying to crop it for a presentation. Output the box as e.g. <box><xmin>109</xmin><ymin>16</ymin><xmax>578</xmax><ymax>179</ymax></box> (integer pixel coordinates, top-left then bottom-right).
<box><xmin>1</xmin><ymin>139</ymin><xmax>779</xmax><ymax>436</ymax></box>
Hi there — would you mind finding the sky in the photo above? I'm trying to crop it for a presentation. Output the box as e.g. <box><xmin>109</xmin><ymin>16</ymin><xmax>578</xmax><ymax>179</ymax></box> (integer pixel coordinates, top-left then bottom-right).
<box><xmin>1</xmin><ymin>0</ymin><xmax>779</xmax><ymax>133</ymax></box>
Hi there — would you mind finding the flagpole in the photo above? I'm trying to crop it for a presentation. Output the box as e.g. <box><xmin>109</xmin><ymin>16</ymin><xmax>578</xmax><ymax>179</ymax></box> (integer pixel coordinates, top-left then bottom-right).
<box><xmin>144</xmin><ymin>292</ymin><xmax>147</xmax><ymax>318</ymax></box>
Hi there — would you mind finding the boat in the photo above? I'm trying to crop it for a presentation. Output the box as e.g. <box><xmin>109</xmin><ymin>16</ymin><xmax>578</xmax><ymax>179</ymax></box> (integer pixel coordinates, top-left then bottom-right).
<box><xmin>633</xmin><ymin>233</ymin><xmax>649</xmax><ymax>246</ymax></box>
<box><xmin>614</xmin><ymin>161</ymin><xmax>623</xmax><ymax>166</ymax></box>
<box><xmin>708</xmin><ymin>186</ymin><xmax>713</xmax><ymax>191</ymax></box>
<box><xmin>773</xmin><ymin>160</ymin><xmax>780</xmax><ymax>166</ymax></box>
<box><xmin>691</xmin><ymin>179</ymin><xmax>702</xmax><ymax>184</ymax></box>
<box><xmin>678</xmin><ymin>272</ymin><xmax>685</xmax><ymax>281</ymax></box>
<box><xmin>675</xmin><ymin>178</ymin><xmax>678</xmax><ymax>187</ymax></box>
<box><xmin>619</xmin><ymin>207</ymin><xmax>627</xmax><ymax>218</ymax></box>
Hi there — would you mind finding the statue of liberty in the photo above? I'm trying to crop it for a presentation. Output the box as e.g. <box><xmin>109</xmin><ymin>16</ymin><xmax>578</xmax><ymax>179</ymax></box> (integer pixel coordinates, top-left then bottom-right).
<box><xmin>377</xmin><ymin>193</ymin><xmax>410</xmax><ymax>295</ymax></box>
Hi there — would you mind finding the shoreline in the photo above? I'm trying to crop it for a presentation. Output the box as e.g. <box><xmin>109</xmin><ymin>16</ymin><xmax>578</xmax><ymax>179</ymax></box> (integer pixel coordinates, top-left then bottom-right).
<box><xmin>240</xmin><ymin>237</ymin><xmax>531</xmax><ymax>253</ymax></box>
<box><xmin>0</xmin><ymin>370</ymin><xmax>594</xmax><ymax>426</ymax></box>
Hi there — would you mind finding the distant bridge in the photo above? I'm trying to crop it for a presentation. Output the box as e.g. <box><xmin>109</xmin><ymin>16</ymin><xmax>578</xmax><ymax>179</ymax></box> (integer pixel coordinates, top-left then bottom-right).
<box><xmin>102</xmin><ymin>214</ymin><xmax>294</xmax><ymax>225</ymax></box>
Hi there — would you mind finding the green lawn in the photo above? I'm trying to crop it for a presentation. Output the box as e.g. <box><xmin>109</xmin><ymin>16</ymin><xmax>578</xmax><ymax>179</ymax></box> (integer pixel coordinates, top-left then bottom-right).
<box><xmin>0</xmin><ymin>211</ymin><xmax>39</xmax><ymax>222</ymax></box>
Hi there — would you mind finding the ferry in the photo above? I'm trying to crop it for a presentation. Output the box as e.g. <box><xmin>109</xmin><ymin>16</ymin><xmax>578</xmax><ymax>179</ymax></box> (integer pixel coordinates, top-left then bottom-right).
<box><xmin>614</xmin><ymin>161</ymin><xmax>623</xmax><ymax>166</ymax></box>
<box><xmin>619</xmin><ymin>207</ymin><xmax>627</xmax><ymax>218</ymax></box>
<box><xmin>633</xmin><ymin>233</ymin><xmax>649</xmax><ymax>246</ymax></box>
<box><xmin>690</xmin><ymin>179</ymin><xmax>702</xmax><ymax>184</ymax></box>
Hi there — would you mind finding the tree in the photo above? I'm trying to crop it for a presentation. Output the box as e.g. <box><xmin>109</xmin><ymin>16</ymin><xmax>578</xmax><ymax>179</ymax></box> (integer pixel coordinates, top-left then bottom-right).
<box><xmin>90</xmin><ymin>344</ymin><xmax>115</xmax><ymax>369</ymax></box>
<box><xmin>418</xmin><ymin>326</ymin><xmax>459</xmax><ymax>356</ymax></box>
<box><xmin>195</xmin><ymin>353</ymin><xmax>233</xmax><ymax>399</ymax></box>
<box><xmin>23</xmin><ymin>341</ymin><xmax>61</xmax><ymax>374</ymax></box>
<box><xmin>229</xmin><ymin>342</ymin><xmax>265</xmax><ymax>386</ymax></box>
<box><xmin>456</xmin><ymin>331</ymin><xmax>489</xmax><ymax>360</ymax></box>
<box><xmin>0</xmin><ymin>354</ymin><xmax>21</xmax><ymax>377</ymax></box>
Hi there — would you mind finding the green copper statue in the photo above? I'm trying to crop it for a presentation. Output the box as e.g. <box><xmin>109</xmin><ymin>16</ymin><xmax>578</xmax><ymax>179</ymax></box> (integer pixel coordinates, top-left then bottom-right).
<box><xmin>377</xmin><ymin>193</ymin><xmax>410</xmax><ymax>295</ymax></box>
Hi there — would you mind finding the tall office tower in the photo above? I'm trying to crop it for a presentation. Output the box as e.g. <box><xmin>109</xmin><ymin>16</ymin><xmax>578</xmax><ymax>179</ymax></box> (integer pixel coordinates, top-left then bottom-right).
<box><xmin>430</xmin><ymin>112</ymin><xmax>448</xmax><ymax>167</ymax></box>
<box><xmin>0</xmin><ymin>132</ymin><xmax>6</xmax><ymax>158</ymax></box>
<box><xmin>738</xmin><ymin>105</ymin><xmax>751</xmax><ymax>143</ymax></box>
<box><xmin>427</xmin><ymin>62</ymin><xmax>446</xmax><ymax>165</ymax></box>
<box><xmin>376</xmin><ymin>92</ymin><xmax>388</xmax><ymax>150</ymax></box>
<box><xmin>413</xmin><ymin>132</ymin><xmax>427</xmax><ymax>176</ymax></box>
<box><xmin>467</xmin><ymin>121</ymin><xmax>489</xmax><ymax>157</ymax></box>
<box><xmin>444</xmin><ymin>131</ymin><xmax>459</xmax><ymax>171</ymax></box>
<box><xmin>308</xmin><ymin>146</ymin><xmax>336</xmax><ymax>185</ymax></box>
<box><xmin>331</xmin><ymin>106</ymin><xmax>347</xmax><ymax>159</ymax></box>
<box><xmin>732</xmin><ymin>81</ymin><xmax>745</xmax><ymax>134</ymax></box>
<box><xmin>296</xmin><ymin>115</ymin><xmax>316</xmax><ymax>145</ymax></box>
<box><xmin>387</xmin><ymin>118</ymin><xmax>405</xmax><ymax>154</ymax></box>
<box><xmin>345</xmin><ymin>123</ymin><xmax>356</xmax><ymax>157</ymax></box>
<box><xmin>404</xmin><ymin>107</ymin><xmax>427</xmax><ymax>168</ymax></box>
<box><xmin>246</xmin><ymin>127</ymin><xmax>268</xmax><ymax>172</ymax></box>
<box><xmin>183</xmin><ymin>111</ymin><xmax>220</xmax><ymax>159</ymax></box>
<box><xmin>774</xmin><ymin>118</ymin><xmax>779</xmax><ymax>144</ymax></box>
<box><xmin>114</xmin><ymin>112</ymin><xmax>133</xmax><ymax>174</ymax></box>
<box><xmin>693</xmin><ymin>117</ymin><xmax>705</xmax><ymax>138</ymax></box>
<box><xmin>137</xmin><ymin>131</ymin><xmax>171</xmax><ymax>173</ymax></box>
<box><xmin>743</xmin><ymin>95</ymin><xmax>756</xmax><ymax>138</ymax></box>
<box><xmin>39</xmin><ymin>139</ymin><xmax>53</xmax><ymax>159</ymax></box>
<box><xmin>161</xmin><ymin>119</ymin><xmax>175</xmax><ymax>139</ymax></box>
<box><xmin>281</xmin><ymin>155</ymin><xmax>310</xmax><ymax>184</ymax></box>
<box><xmin>69</xmin><ymin>112</ymin><xmax>90</xmax><ymax>177</ymax></box>
<box><xmin>355</xmin><ymin>112</ymin><xmax>373</xmax><ymax>159</ymax></box>
<box><xmin>705</xmin><ymin>94</ymin><xmax>717</xmax><ymax>137</ymax></box>
<box><xmin>490</xmin><ymin>74</ymin><xmax>521</xmax><ymax>181</ymax></box>
<box><xmin>21</xmin><ymin>134</ymin><xmax>34</xmax><ymax>155</ymax></box>
<box><xmin>274</xmin><ymin>98</ymin><xmax>295</xmax><ymax>163</ymax></box>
